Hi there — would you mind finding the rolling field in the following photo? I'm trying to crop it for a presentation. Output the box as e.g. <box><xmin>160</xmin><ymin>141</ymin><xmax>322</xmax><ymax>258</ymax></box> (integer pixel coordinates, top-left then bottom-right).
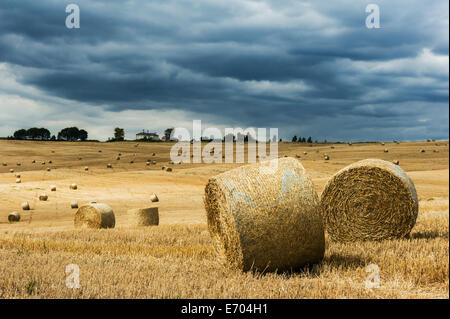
<box><xmin>0</xmin><ymin>140</ymin><xmax>448</xmax><ymax>298</ymax></box>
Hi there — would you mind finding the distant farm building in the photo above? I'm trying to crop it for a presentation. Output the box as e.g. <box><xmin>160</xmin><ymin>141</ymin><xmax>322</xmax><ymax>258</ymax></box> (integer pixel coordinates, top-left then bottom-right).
<box><xmin>136</xmin><ymin>130</ymin><xmax>160</xmax><ymax>141</ymax></box>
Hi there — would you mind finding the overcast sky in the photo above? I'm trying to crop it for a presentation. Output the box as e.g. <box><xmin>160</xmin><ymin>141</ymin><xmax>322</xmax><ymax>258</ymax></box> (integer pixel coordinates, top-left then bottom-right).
<box><xmin>0</xmin><ymin>0</ymin><xmax>448</xmax><ymax>141</ymax></box>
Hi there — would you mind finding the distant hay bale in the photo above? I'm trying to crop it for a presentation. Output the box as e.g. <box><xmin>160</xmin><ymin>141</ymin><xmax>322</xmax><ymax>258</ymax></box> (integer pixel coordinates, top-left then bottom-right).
<box><xmin>2</xmin><ymin>162</ymin><xmax>7</xmax><ymax>166</ymax></box>
<box><xmin>427</xmin><ymin>139</ymin><xmax>431</xmax><ymax>142</ymax></box>
<box><xmin>9</xmin><ymin>169</ymin><xmax>14</xmax><ymax>173</ymax></box>
<box><xmin>393</xmin><ymin>160</ymin><xmax>400</xmax><ymax>165</ymax></box>
<box><xmin>320</xmin><ymin>159</ymin><xmax>418</xmax><ymax>242</ymax></box>
<box><xmin>16</xmin><ymin>162</ymin><xmax>21</xmax><ymax>166</ymax></box>
<box><xmin>47</xmin><ymin>167</ymin><xmax>51</xmax><ymax>172</ymax></box>
<box><xmin>348</xmin><ymin>142</ymin><xmax>352</xmax><ymax>146</ymax></box>
<box><xmin>303</xmin><ymin>151</ymin><xmax>307</xmax><ymax>155</ymax></box>
<box><xmin>324</xmin><ymin>155</ymin><xmax>330</xmax><ymax>160</ymax></box>
<box><xmin>128</xmin><ymin>207</ymin><xmax>159</xmax><ymax>226</ymax></box>
<box><xmin>150</xmin><ymin>193</ymin><xmax>159</xmax><ymax>202</ymax></box>
<box><xmin>204</xmin><ymin>157</ymin><xmax>324</xmax><ymax>272</ymax></box>
<box><xmin>146</xmin><ymin>161</ymin><xmax>150</xmax><ymax>166</ymax></box>
<box><xmin>107</xmin><ymin>164</ymin><xmax>112</xmax><ymax>168</ymax></box>
<box><xmin>48</xmin><ymin>160</ymin><xmax>52</xmax><ymax>164</ymax></box>
<box><xmin>331</xmin><ymin>146</ymin><xmax>335</xmax><ymax>149</ymax></box>
<box><xmin>70</xmin><ymin>184</ymin><xmax>78</xmax><ymax>190</ymax></box>
<box><xmin>116</xmin><ymin>157</ymin><xmax>120</xmax><ymax>160</ymax></box>
<box><xmin>169</xmin><ymin>161</ymin><xmax>174</xmax><ymax>164</ymax></box>
<box><xmin>98</xmin><ymin>150</ymin><xmax>102</xmax><ymax>153</ymax></box>
<box><xmin>381</xmin><ymin>142</ymin><xmax>385</xmax><ymax>146</ymax></box>
<box><xmin>74</xmin><ymin>203</ymin><xmax>115</xmax><ymax>229</ymax></box>
<box><xmin>420</xmin><ymin>149</ymin><xmax>425</xmax><ymax>153</ymax></box>
<box><xmin>79</xmin><ymin>157</ymin><xmax>83</xmax><ymax>160</ymax></box>
<box><xmin>161</xmin><ymin>166</ymin><xmax>167</xmax><ymax>170</ymax></box>
<box><xmin>130</xmin><ymin>160</ymin><xmax>134</xmax><ymax>164</ymax></box>
<box><xmin>70</xmin><ymin>201</ymin><xmax>78</xmax><ymax>209</ymax></box>
<box><xmin>8</xmin><ymin>212</ymin><xmax>20</xmax><ymax>223</ymax></box>
<box><xmin>152</xmin><ymin>161</ymin><xmax>156</xmax><ymax>165</ymax></box>
<box><xmin>41</xmin><ymin>161</ymin><xmax>45</xmax><ymax>165</ymax></box>
<box><xmin>84</xmin><ymin>167</ymin><xmax>89</xmax><ymax>171</ymax></box>
<box><xmin>15</xmin><ymin>174</ymin><xmax>21</xmax><ymax>178</ymax></box>
<box><xmin>295</xmin><ymin>154</ymin><xmax>301</xmax><ymax>158</ymax></box>
<box><xmin>39</xmin><ymin>194</ymin><xmax>48</xmax><ymax>201</ymax></box>
<box><xmin>21</xmin><ymin>202</ymin><xmax>30</xmax><ymax>211</ymax></box>
<box><xmin>166</xmin><ymin>167</ymin><xmax>173</xmax><ymax>172</ymax></box>
<box><xmin>16</xmin><ymin>178</ymin><xmax>21</xmax><ymax>183</ymax></box>
<box><xmin>50</xmin><ymin>185</ymin><xmax>56</xmax><ymax>191</ymax></box>
<box><xmin>31</xmin><ymin>160</ymin><xmax>35</xmax><ymax>163</ymax></box>
<box><xmin>384</xmin><ymin>149</ymin><xmax>389</xmax><ymax>153</ymax></box>
<box><xmin>152</xmin><ymin>153</ymin><xmax>156</xmax><ymax>156</ymax></box>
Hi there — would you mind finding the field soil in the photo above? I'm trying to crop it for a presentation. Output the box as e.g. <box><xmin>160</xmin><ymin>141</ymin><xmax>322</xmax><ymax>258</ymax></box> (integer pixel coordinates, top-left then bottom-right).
<box><xmin>0</xmin><ymin>140</ymin><xmax>448</xmax><ymax>298</ymax></box>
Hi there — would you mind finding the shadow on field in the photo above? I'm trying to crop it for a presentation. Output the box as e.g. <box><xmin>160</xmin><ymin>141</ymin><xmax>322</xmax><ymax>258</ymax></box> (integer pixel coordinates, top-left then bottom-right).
<box><xmin>411</xmin><ymin>230</ymin><xmax>449</xmax><ymax>239</ymax></box>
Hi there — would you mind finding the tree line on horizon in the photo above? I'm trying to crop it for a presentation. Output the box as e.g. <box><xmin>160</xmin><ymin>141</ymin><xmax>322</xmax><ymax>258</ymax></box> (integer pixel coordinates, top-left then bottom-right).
<box><xmin>11</xmin><ymin>127</ymin><xmax>88</xmax><ymax>141</ymax></box>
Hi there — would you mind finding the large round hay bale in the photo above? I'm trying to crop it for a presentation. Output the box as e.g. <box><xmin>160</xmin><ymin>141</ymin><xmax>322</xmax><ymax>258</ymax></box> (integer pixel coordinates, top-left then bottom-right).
<box><xmin>16</xmin><ymin>178</ymin><xmax>21</xmax><ymax>183</ymax></box>
<box><xmin>21</xmin><ymin>202</ymin><xmax>30</xmax><ymax>211</ymax></box>
<box><xmin>50</xmin><ymin>185</ymin><xmax>56</xmax><ymax>191</ymax></box>
<box><xmin>84</xmin><ymin>167</ymin><xmax>89</xmax><ymax>171</ymax></box>
<box><xmin>2</xmin><ymin>162</ymin><xmax>7</xmax><ymax>166</ymax></box>
<box><xmin>8</xmin><ymin>212</ymin><xmax>20</xmax><ymax>223</ymax></box>
<box><xmin>70</xmin><ymin>184</ymin><xmax>78</xmax><ymax>190</ymax></box>
<box><xmin>128</xmin><ymin>207</ymin><xmax>159</xmax><ymax>226</ymax></box>
<box><xmin>39</xmin><ymin>194</ymin><xmax>48</xmax><ymax>201</ymax></box>
<box><xmin>74</xmin><ymin>203</ymin><xmax>115</xmax><ymax>229</ymax></box>
<box><xmin>166</xmin><ymin>167</ymin><xmax>173</xmax><ymax>172</ymax></box>
<box><xmin>204</xmin><ymin>157</ymin><xmax>324</xmax><ymax>272</ymax></box>
<box><xmin>9</xmin><ymin>169</ymin><xmax>14</xmax><ymax>173</ymax></box>
<box><xmin>320</xmin><ymin>159</ymin><xmax>418</xmax><ymax>242</ymax></box>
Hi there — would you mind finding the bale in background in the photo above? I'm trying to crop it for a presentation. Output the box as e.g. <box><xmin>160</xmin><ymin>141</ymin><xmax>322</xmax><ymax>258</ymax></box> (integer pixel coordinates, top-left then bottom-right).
<box><xmin>70</xmin><ymin>202</ymin><xmax>79</xmax><ymax>209</ymax></box>
<box><xmin>128</xmin><ymin>207</ymin><xmax>159</xmax><ymax>226</ymax></box>
<box><xmin>74</xmin><ymin>203</ymin><xmax>115</xmax><ymax>229</ymax></box>
<box><xmin>21</xmin><ymin>202</ymin><xmax>30</xmax><ymax>210</ymax></box>
<box><xmin>39</xmin><ymin>194</ymin><xmax>48</xmax><ymax>201</ymax></box>
<box><xmin>50</xmin><ymin>185</ymin><xmax>56</xmax><ymax>191</ymax></box>
<box><xmin>150</xmin><ymin>194</ymin><xmax>159</xmax><ymax>202</ymax></box>
<box><xmin>320</xmin><ymin>159</ymin><xmax>418</xmax><ymax>242</ymax></box>
<box><xmin>16</xmin><ymin>178</ymin><xmax>21</xmax><ymax>183</ymax></box>
<box><xmin>204</xmin><ymin>157</ymin><xmax>324</xmax><ymax>272</ymax></box>
<box><xmin>70</xmin><ymin>184</ymin><xmax>78</xmax><ymax>190</ymax></box>
<box><xmin>8</xmin><ymin>212</ymin><xmax>20</xmax><ymax>223</ymax></box>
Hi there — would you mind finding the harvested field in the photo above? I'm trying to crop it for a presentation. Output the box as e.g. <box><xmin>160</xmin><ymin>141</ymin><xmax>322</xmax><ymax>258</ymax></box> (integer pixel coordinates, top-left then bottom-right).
<box><xmin>0</xmin><ymin>140</ymin><xmax>448</xmax><ymax>298</ymax></box>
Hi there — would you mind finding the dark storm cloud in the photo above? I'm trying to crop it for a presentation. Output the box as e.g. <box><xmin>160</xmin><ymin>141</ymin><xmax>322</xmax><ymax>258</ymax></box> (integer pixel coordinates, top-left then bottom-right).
<box><xmin>0</xmin><ymin>0</ymin><xmax>448</xmax><ymax>141</ymax></box>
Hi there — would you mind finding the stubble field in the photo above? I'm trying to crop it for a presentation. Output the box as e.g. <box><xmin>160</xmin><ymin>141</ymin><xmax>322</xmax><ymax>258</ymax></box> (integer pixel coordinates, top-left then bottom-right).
<box><xmin>0</xmin><ymin>140</ymin><xmax>448</xmax><ymax>298</ymax></box>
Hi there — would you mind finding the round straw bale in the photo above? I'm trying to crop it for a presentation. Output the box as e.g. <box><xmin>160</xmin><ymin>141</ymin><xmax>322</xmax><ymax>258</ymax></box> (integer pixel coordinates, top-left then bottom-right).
<box><xmin>32</xmin><ymin>160</ymin><xmax>36</xmax><ymax>163</ymax></box>
<box><xmin>70</xmin><ymin>201</ymin><xmax>78</xmax><ymax>209</ymax></box>
<box><xmin>150</xmin><ymin>193</ymin><xmax>159</xmax><ymax>202</ymax></box>
<box><xmin>8</xmin><ymin>212</ymin><xmax>20</xmax><ymax>223</ymax></box>
<box><xmin>324</xmin><ymin>155</ymin><xmax>330</xmax><ymax>160</ymax></box>
<box><xmin>47</xmin><ymin>167</ymin><xmax>51</xmax><ymax>172</ymax></box>
<box><xmin>152</xmin><ymin>153</ymin><xmax>156</xmax><ymax>156</ymax></box>
<box><xmin>130</xmin><ymin>160</ymin><xmax>134</xmax><ymax>164</ymax></box>
<box><xmin>116</xmin><ymin>157</ymin><xmax>120</xmax><ymax>160</ymax></box>
<box><xmin>74</xmin><ymin>203</ymin><xmax>115</xmax><ymax>229</ymax></box>
<box><xmin>84</xmin><ymin>167</ymin><xmax>89</xmax><ymax>171</ymax></box>
<box><xmin>39</xmin><ymin>194</ymin><xmax>48</xmax><ymax>201</ymax></box>
<box><xmin>50</xmin><ymin>185</ymin><xmax>56</xmax><ymax>191</ymax></box>
<box><xmin>16</xmin><ymin>178</ymin><xmax>21</xmax><ymax>183</ymax></box>
<box><xmin>98</xmin><ymin>150</ymin><xmax>102</xmax><ymax>153</ymax></box>
<box><xmin>393</xmin><ymin>160</ymin><xmax>400</xmax><ymax>165</ymax></box>
<box><xmin>21</xmin><ymin>202</ymin><xmax>30</xmax><ymax>211</ymax></box>
<box><xmin>128</xmin><ymin>207</ymin><xmax>159</xmax><ymax>226</ymax></box>
<box><xmin>384</xmin><ymin>149</ymin><xmax>389</xmax><ymax>153</ymax></box>
<box><xmin>107</xmin><ymin>164</ymin><xmax>112</xmax><ymax>168</ymax></box>
<box><xmin>9</xmin><ymin>169</ymin><xmax>14</xmax><ymax>173</ymax></box>
<box><xmin>48</xmin><ymin>160</ymin><xmax>52</xmax><ymax>164</ymax></box>
<box><xmin>348</xmin><ymin>142</ymin><xmax>352</xmax><ymax>146</ymax></box>
<box><xmin>41</xmin><ymin>161</ymin><xmax>45</xmax><ymax>165</ymax></box>
<box><xmin>320</xmin><ymin>159</ymin><xmax>418</xmax><ymax>242</ymax></box>
<box><xmin>70</xmin><ymin>184</ymin><xmax>78</xmax><ymax>190</ymax></box>
<box><xmin>152</xmin><ymin>160</ymin><xmax>156</xmax><ymax>165</ymax></box>
<box><xmin>15</xmin><ymin>174</ymin><xmax>21</xmax><ymax>178</ymax></box>
<box><xmin>331</xmin><ymin>146</ymin><xmax>335</xmax><ymax>149</ymax></box>
<box><xmin>303</xmin><ymin>151</ymin><xmax>307</xmax><ymax>155</ymax></box>
<box><xmin>295</xmin><ymin>154</ymin><xmax>301</xmax><ymax>158</ymax></box>
<box><xmin>16</xmin><ymin>162</ymin><xmax>21</xmax><ymax>166</ymax></box>
<box><xmin>161</xmin><ymin>166</ymin><xmax>167</xmax><ymax>170</ymax></box>
<box><xmin>79</xmin><ymin>157</ymin><xmax>83</xmax><ymax>160</ymax></box>
<box><xmin>381</xmin><ymin>142</ymin><xmax>385</xmax><ymax>146</ymax></box>
<box><xmin>2</xmin><ymin>162</ymin><xmax>7</xmax><ymax>166</ymax></box>
<box><xmin>204</xmin><ymin>157</ymin><xmax>324</xmax><ymax>272</ymax></box>
<box><xmin>420</xmin><ymin>149</ymin><xmax>425</xmax><ymax>153</ymax></box>
<box><xmin>166</xmin><ymin>167</ymin><xmax>173</xmax><ymax>172</ymax></box>
<box><xmin>146</xmin><ymin>161</ymin><xmax>150</xmax><ymax>166</ymax></box>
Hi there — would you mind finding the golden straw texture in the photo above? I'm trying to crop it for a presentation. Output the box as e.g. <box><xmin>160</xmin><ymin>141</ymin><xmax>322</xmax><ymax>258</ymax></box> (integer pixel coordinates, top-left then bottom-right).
<box><xmin>320</xmin><ymin>159</ymin><xmax>418</xmax><ymax>242</ymax></box>
<box><xmin>204</xmin><ymin>157</ymin><xmax>324</xmax><ymax>272</ymax></box>
<box><xmin>74</xmin><ymin>203</ymin><xmax>116</xmax><ymax>229</ymax></box>
<box><xmin>128</xmin><ymin>207</ymin><xmax>159</xmax><ymax>226</ymax></box>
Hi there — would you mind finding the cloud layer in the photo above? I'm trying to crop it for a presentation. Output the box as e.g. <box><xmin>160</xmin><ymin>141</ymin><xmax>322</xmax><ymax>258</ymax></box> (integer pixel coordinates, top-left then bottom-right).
<box><xmin>0</xmin><ymin>0</ymin><xmax>448</xmax><ymax>141</ymax></box>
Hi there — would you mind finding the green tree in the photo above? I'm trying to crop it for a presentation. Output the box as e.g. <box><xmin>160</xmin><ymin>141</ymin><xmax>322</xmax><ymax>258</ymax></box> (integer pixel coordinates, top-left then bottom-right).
<box><xmin>292</xmin><ymin>135</ymin><xmax>297</xmax><ymax>142</ymax></box>
<box><xmin>13</xmin><ymin>129</ymin><xmax>27</xmax><ymax>140</ymax></box>
<box><xmin>307</xmin><ymin>136</ymin><xmax>312</xmax><ymax>143</ymax></box>
<box><xmin>79</xmin><ymin>129</ymin><xmax>88</xmax><ymax>141</ymax></box>
<box><xmin>114</xmin><ymin>128</ymin><xmax>124</xmax><ymax>141</ymax></box>
<box><xmin>164</xmin><ymin>128</ymin><xmax>174</xmax><ymax>140</ymax></box>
